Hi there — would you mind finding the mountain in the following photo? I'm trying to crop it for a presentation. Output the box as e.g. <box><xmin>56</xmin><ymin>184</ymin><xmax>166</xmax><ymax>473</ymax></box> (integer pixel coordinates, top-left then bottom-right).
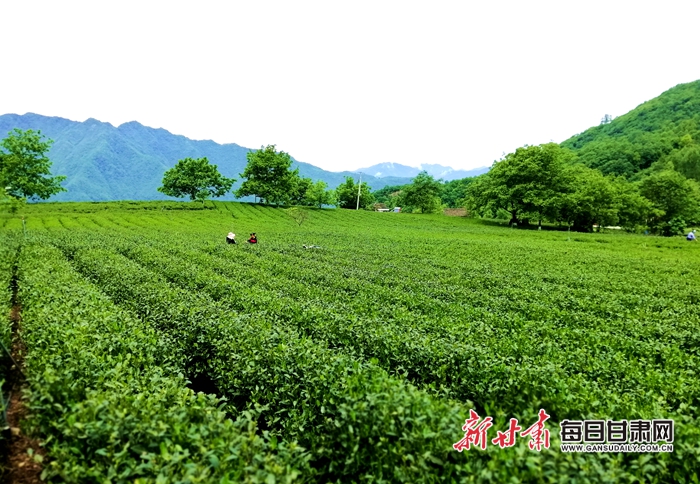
<box><xmin>357</xmin><ymin>162</ymin><xmax>489</xmax><ymax>181</ymax></box>
<box><xmin>0</xmin><ymin>113</ymin><xmax>418</xmax><ymax>202</ymax></box>
<box><xmin>561</xmin><ymin>80</ymin><xmax>700</xmax><ymax>179</ymax></box>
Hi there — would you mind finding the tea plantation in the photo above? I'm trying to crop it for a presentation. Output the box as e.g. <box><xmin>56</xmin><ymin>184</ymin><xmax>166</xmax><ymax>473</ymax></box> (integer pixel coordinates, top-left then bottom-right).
<box><xmin>1</xmin><ymin>201</ymin><xmax>698</xmax><ymax>482</ymax></box>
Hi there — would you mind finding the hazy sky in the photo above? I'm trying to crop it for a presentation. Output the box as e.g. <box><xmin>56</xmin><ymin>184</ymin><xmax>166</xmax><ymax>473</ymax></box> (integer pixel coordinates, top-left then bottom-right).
<box><xmin>2</xmin><ymin>1</ymin><xmax>699</xmax><ymax>172</ymax></box>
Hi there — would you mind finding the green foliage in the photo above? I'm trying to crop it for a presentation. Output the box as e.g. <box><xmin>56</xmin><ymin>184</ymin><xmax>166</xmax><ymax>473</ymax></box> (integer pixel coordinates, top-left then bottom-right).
<box><xmin>371</xmin><ymin>184</ymin><xmax>404</xmax><ymax>207</ymax></box>
<box><xmin>441</xmin><ymin>177</ymin><xmax>475</xmax><ymax>208</ymax></box>
<box><xmin>562</xmin><ymin>80</ymin><xmax>700</xmax><ymax>178</ymax></box>
<box><xmin>0</xmin><ymin>187</ymin><xmax>26</xmax><ymax>214</ymax></box>
<box><xmin>0</xmin><ymin>234</ymin><xmax>18</xmax><ymax>448</ymax></box>
<box><xmin>304</xmin><ymin>180</ymin><xmax>334</xmax><ymax>208</ymax></box>
<box><xmin>54</xmin><ymin>242</ymin><xmax>475</xmax><ymax>481</ymax></box>
<box><xmin>288</xmin><ymin>176</ymin><xmax>313</xmax><ymax>206</ymax></box>
<box><xmin>639</xmin><ymin>167</ymin><xmax>700</xmax><ymax>234</ymax></box>
<box><xmin>555</xmin><ymin>165</ymin><xmax>620</xmax><ymax>231</ymax></box>
<box><xmin>465</xmin><ymin>144</ymin><xmax>574</xmax><ymax>224</ymax></box>
<box><xmin>0</xmin><ymin>128</ymin><xmax>66</xmax><ymax>201</ymax></box>
<box><xmin>5</xmin><ymin>203</ymin><xmax>700</xmax><ymax>482</ymax></box>
<box><xmin>463</xmin><ymin>142</ymin><xmax>698</xmax><ymax>234</ymax></box>
<box><xmin>158</xmin><ymin>157</ymin><xmax>234</xmax><ymax>202</ymax></box>
<box><xmin>334</xmin><ymin>176</ymin><xmax>374</xmax><ymax>209</ymax></box>
<box><xmin>236</xmin><ymin>145</ymin><xmax>300</xmax><ymax>205</ymax></box>
<box><xmin>612</xmin><ymin>177</ymin><xmax>656</xmax><ymax>232</ymax></box>
<box><xmin>399</xmin><ymin>171</ymin><xmax>442</xmax><ymax>213</ymax></box>
<box><xmin>18</xmin><ymin>243</ymin><xmax>309</xmax><ymax>482</ymax></box>
<box><xmin>662</xmin><ymin>138</ymin><xmax>700</xmax><ymax>181</ymax></box>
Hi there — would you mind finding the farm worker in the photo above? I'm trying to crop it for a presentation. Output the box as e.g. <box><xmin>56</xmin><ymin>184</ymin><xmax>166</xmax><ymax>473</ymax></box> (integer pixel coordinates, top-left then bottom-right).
<box><xmin>687</xmin><ymin>230</ymin><xmax>697</xmax><ymax>241</ymax></box>
<box><xmin>248</xmin><ymin>233</ymin><xmax>258</xmax><ymax>244</ymax></box>
<box><xmin>226</xmin><ymin>232</ymin><xmax>236</xmax><ymax>244</ymax></box>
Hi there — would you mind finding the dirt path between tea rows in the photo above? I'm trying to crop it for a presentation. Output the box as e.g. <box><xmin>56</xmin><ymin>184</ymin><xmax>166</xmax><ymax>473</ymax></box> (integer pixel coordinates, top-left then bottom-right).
<box><xmin>1</xmin><ymin>272</ymin><xmax>43</xmax><ymax>484</ymax></box>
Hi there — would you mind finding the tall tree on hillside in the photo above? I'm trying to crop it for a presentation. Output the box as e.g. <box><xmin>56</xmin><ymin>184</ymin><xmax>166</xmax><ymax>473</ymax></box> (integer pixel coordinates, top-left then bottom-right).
<box><xmin>158</xmin><ymin>157</ymin><xmax>235</xmax><ymax>202</ymax></box>
<box><xmin>0</xmin><ymin>128</ymin><xmax>66</xmax><ymax>201</ymax></box>
<box><xmin>663</xmin><ymin>136</ymin><xmax>700</xmax><ymax>182</ymax></box>
<box><xmin>335</xmin><ymin>176</ymin><xmax>374</xmax><ymax>209</ymax></box>
<box><xmin>236</xmin><ymin>145</ymin><xmax>299</xmax><ymax>205</ymax></box>
<box><xmin>400</xmin><ymin>171</ymin><xmax>442</xmax><ymax>213</ymax></box>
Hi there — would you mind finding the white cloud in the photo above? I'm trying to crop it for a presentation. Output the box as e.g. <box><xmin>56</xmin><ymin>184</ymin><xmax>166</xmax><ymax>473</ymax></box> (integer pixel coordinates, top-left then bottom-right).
<box><xmin>1</xmin><ymin>0</ymin><xmax>699</xmax><ymax>172</ymax></box>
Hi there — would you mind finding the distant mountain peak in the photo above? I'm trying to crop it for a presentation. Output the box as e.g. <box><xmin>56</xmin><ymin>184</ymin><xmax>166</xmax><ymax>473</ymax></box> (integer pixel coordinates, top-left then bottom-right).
<box><xmin>357</xmin><ymin>162</ymin><xmax>488</xmax><ymax>181</ymax></box>
<box><xmin>84</xmin><ymin>117</ymin><xmax>114</xmax><ymax>127</ymax></box>
<box><xmin>118</xmin><ymin>120</ymin><xmax>145</xmax><ymax>128</ymax></box>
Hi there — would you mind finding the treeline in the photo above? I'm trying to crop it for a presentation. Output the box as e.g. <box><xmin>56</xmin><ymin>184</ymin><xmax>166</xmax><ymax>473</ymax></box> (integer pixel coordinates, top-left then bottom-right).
<box><xmin>159</xmin><ymin>145</ymin><xmax>358</xmax><ymax>209</ymax></box>
<box><xmin>463</xmin><ymin>143</ymin><xmax>700</xmax><ymax>235</ymax></box>
<box><xmin>157</xmin><ymin>144</ymin><xmax>474</xmax><ymax>212</ymax></box>
<box><xmin>373</xmin><ymin>176</ymin><xmax>473</xmax><ymax>212</ymax></box>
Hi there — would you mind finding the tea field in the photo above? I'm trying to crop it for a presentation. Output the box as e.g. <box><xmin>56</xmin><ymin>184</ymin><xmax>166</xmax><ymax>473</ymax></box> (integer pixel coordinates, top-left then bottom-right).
<box><xmin>1</xmin><ymin>201</ymin><xmax>699</xmax><ymax>483</ymax></box>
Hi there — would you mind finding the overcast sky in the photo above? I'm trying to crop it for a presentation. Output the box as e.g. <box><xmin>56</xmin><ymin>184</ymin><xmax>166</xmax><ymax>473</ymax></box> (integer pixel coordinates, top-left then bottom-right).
<box><xmin>1</xmin><ymin>0</ymin><xmax>699</xmax><ymax>172</ymax></box>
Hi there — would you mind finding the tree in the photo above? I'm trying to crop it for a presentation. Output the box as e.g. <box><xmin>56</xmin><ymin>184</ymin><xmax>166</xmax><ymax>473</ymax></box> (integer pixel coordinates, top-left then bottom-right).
<box><xmin>289</xmin><ymin>176</ymin><xmax>313</xmax><ymax>205</ymax></box>
<box><xmin>158</xmin><ymin>157</ymin><xmax>234</xmax><ymax>202</ymax></box>
<box><xmin>306</xmin><ymin>180</ymin><xmax>334</xmax><ymax>208</ymax></box>
<box><xmin>555</xmin><ymin>165</ymin><xmax>620</xmax><ymax>231</ymax></box>
<box><xmin>612</xmin><ymin>177</ymin><xmax>655</xmax><ymax>232</ymax></box>
<box><xmin>466</xmin><ymin>143</ymin><xmax>573</xmax><ymax>225</ymax></box>
<box><xmin>441</xmin><ymin>178</ymin><xmax>475</xmax><ymax>208</ymax></box>
<box><xmin>0</xmin><ymin>187</ymin><xmax>26</xmax><ymax>214</ymax></box>
<box><xmin>372</xmin><ymin>184</ymin><xmax>406</xmax><ymax>207</ymax></box>
<box><xmin>576</xmin><ymin>138</ymin><xmax>643</xmax><ymax>177</ymax></box>
<box><xmin>0</xmin><ymin>128</ymin><xmax>66</xmax><ymax>200</ymax></box>
<box><xmin>334</xmin><ymin>176</ymin><xmax>374</xmax><ymax>209</ymax></box>
<box><xmin>462</xmin><ymin>174</ymin><xmax>494</xmax><ymax>218</ymax></box>
<box><xmin>236</xmin><ymin>145</ymin><xmax>299</xmax><ymax>205</ymax></box>
<box><xmin>400</xmin><ymin>171</ymin><xmax>442</xmax><ymax>213</ymax></box>
<box><xmin>639</xmin><ymin>168</ymin><xmax>700</xmax><ymax>235</ymax></box>
<box><xmin>663</xmin><ymin>142</ymin><xmax>700</xmax><ymax>182</ymax></box>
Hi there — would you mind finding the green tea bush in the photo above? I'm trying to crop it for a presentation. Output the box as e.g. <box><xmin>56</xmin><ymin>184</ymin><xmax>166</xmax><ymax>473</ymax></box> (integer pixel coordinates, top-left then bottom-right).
<box><xmin>6</xmin><ymin>203</ymin><xmax>700</xmax><ymax>481</ymax></box>
<box><xmin>18</xmin><ymin>244</ymin><xmax>309</xmax><ymax>482</ymax></box>
<box><xmin>51</xmin><ymin>239</ymin><xmax>697</xmax><ymax>482</ymax></box>
<box><xmin>63</xmin><ymin>246</ymin><xmax>476</xmax><ymax>481</ymax></box>
<box><xmin>0</xmin><ymin>233</ymin><xmax>19</xmax><ymax>449</ymax></box>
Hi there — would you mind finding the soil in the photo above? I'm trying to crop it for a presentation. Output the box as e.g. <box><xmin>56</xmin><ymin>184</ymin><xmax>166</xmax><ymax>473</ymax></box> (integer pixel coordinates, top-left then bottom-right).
<box><xmin>1</xmin><ymin>285</ymin><xmax>44</xmax><ymax>483</ymax></box>
<box><xmin>443</xmin><ymin>208</ymin><xmax>467</xmax><ymax>217</ymax></box>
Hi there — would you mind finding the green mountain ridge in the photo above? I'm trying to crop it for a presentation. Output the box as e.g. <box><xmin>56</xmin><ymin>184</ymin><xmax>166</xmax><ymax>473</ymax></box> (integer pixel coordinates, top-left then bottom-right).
<box><xmin>0</xmin><ymin>113</ymin><xmax>416</xmax><ymax>202</ymax></box>
<box><xmin>561</xmin><ymin>80</ymin><xmax>700</xmax><ymax>180</ymax></box>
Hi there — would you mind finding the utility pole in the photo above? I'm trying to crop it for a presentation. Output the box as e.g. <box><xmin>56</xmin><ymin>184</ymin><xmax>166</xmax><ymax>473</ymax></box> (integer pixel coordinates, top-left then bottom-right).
<box><xmin>356</xmin><ymin>173</ymin><xmax>362</xmax><ymax>210</ymax></box>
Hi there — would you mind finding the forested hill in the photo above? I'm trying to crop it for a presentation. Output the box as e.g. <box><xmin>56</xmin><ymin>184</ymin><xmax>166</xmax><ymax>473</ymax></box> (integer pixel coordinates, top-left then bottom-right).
<box><xmin>561</xmin><ymin>80</ymin><xmax>700</xmax><ymax>180</ymax></box>
<box><xmin>0</xmin><ymin>113</ymin><xmax>414</xmax><ymax>202</ymax></box>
